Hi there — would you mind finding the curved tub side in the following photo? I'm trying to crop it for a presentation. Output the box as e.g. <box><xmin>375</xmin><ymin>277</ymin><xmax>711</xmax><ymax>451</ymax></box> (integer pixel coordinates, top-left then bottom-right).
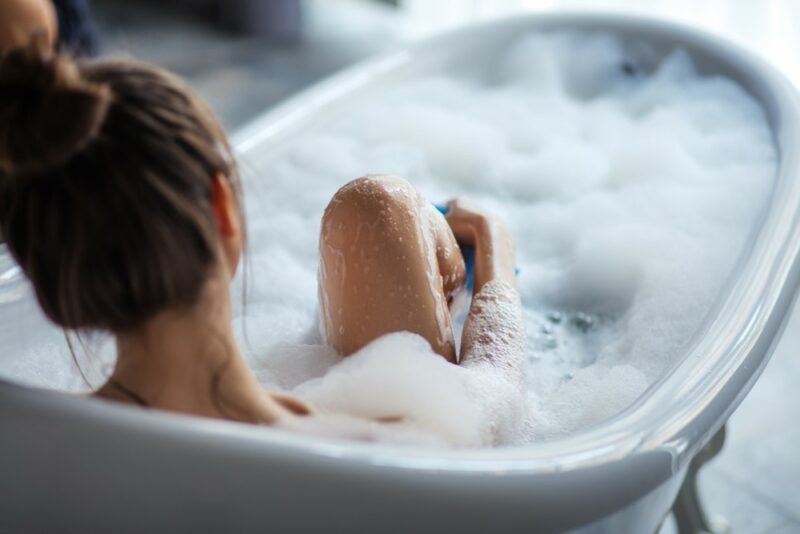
<box><xmin>0</xmin><ymin>381</ymin><xmax>681</xmax><ymax>534</ymax></box>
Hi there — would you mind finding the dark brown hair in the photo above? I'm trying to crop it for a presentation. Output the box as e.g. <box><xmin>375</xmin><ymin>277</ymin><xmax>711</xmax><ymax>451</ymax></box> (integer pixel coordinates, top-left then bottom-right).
<box><xmin>0</xmin><ymin>39</ymin><xmax>242</xmax><ymax>333</ymax></box>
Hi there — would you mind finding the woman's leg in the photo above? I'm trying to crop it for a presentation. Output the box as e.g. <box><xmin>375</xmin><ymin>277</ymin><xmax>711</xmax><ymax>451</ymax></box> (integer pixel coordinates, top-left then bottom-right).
<box><xmin>319</xmin><ymin>175</ymin><xmax>466</xmax><ymax>362</ymax></box>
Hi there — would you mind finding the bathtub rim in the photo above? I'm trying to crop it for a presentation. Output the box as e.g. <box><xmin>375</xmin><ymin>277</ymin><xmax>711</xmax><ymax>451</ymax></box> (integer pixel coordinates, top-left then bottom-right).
<box><xmin>1</xmin><ymin>11</ymin><xmax>798</xmax><ymax>479</ymax></box>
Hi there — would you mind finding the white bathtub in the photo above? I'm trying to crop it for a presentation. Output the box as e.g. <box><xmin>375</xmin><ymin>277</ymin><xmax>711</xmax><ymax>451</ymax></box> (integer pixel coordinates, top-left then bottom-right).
<box><xmin>1</xmin><ymin>12</ymin><xmax>799</xmax><ymax>534</ymax></box>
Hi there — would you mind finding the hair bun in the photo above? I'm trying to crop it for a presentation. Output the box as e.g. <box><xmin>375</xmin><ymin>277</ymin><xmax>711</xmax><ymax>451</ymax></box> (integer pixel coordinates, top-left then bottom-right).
<box><xmin>0</xmin><ymin>38</ymin><xmax>110</xmax><ymax>176</ymax></box>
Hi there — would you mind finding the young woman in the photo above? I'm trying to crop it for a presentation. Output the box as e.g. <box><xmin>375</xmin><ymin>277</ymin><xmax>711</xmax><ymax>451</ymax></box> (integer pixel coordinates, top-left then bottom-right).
<box><xmin>0</xmin><ymin>41</ymin><xmax>524</xmax><ymax>443</ymax></box>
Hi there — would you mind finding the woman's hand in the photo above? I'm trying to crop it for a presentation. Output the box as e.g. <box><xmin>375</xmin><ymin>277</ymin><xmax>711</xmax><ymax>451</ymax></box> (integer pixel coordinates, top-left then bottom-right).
<box><xmin>443</xmin><ymin>196</ymin><xmax>491</xmax><ymax>246</ymax></box>
<box><xmin>445</xmin><ymin>196</ymin><xmax>516</xmax><ymax>292</ymax></box>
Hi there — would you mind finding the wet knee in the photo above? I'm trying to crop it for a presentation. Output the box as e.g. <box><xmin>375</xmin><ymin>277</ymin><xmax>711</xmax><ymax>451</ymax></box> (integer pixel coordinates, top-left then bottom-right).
<box><xmin>322</xmin><ymin>175</ymin><xmax>419</xmax><ymax>234</ymax></box>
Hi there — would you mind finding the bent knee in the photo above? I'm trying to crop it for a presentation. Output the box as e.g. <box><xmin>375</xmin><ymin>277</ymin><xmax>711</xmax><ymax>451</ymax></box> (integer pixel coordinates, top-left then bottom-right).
<box><xmin>322</xmin><ymin>175</ymin><xmax>421</xmax><ymax>233</ymax></box>
<box><xmin>328</xmin><ymin>174</ymin><xmax>417</xmax><ymax>212</ymax></box>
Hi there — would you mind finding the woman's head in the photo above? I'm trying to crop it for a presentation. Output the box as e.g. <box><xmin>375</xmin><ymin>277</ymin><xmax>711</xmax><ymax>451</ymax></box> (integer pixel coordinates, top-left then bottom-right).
<box><xmin>0</xmin><ymin>40</ymin><xmax>243</xmax><ymax>333</ymax></box>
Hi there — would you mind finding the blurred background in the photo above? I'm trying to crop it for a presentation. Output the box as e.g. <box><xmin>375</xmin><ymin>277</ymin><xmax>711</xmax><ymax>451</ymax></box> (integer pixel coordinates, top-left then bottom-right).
<box><xmin>91</xmin><ymin>0</ymin><xmax>800</xmax><ymax>128</ymax></box>
<box><xmin>81</xmin><ymin>1</ymin><xmax>800</xmax><ymax>532</ymax></box>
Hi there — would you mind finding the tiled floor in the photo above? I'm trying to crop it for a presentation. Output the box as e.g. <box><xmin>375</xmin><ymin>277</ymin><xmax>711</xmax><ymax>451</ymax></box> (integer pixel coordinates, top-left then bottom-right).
<box><xmin>94</xmin><ymin>1</ymin><xmax>800</xmax><ymax>532</ymax></box>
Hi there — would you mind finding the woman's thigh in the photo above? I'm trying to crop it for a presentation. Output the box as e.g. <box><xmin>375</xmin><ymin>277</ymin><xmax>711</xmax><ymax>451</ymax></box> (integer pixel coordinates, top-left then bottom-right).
<box><xmin>318</xmin><ymin>175</ymin><xmax>465</xmax><ymax>362</ymax></box>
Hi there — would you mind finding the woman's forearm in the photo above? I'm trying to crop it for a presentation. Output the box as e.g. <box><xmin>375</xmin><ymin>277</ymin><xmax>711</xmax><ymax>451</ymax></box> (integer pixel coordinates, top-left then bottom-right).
<box><xmin>444</xmin><ymin>197</ymin><xmax>524</xmax><ymax>368</ymax></box>
<box><xmin>472</xmin><ymin>217</ymin><xmax>517</xmax><ymax>293</ymax></box>
<box><xmin>459</xmin><ymin>217</ymin><xmax>523</xmax><ymax>369</ymax></box>
<box><xmin>459</xmin><ymin>278</ymin><xmax>524</xmax><ymax>375</ymax></box>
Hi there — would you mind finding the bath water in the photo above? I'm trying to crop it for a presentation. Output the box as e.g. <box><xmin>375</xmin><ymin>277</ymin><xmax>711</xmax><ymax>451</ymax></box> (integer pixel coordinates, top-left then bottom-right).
<box><xmin>0</xmin><ymin>32</ymin><xmax>777</xmax><ymax>447</ymax></box>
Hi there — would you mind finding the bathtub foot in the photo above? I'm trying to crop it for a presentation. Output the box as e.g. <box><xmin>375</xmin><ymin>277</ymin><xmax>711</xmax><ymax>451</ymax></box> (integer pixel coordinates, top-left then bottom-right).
<box><xmin>671</xmin><ymin>425</ymin><xmax>730</xmax><ymax>534</ymax></box>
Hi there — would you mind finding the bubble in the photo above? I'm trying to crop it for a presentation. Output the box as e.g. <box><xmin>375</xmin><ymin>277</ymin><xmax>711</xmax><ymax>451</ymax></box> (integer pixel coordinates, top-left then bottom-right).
<box><xmin>569</xmin><ymin>312</ymin><xmax>596</xmax><ymax>333</ymax></box>
<box><xmin>546</xmin><ymin>311</ymin><xmax>563</xmax><ymax>324</ymax></box>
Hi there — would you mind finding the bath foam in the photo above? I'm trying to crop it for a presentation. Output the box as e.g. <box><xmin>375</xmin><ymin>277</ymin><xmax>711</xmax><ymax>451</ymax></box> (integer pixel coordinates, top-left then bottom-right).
<box><xmin>235</xmin><ymin>32</ymin><xmax>776</xmax><ymax>445</ymax></box>
<box><xmin>0</xmin><ymin>32</ymin><xmax>777</xmax><ymax>447</ymax></box>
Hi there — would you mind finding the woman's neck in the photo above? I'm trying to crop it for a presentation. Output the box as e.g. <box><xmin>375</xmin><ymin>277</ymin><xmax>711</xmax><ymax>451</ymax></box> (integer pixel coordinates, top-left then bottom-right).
<box><xmin>102</xmin><ymin>274</ymin><xmax>285</xmax><ymax>424</ymax></box>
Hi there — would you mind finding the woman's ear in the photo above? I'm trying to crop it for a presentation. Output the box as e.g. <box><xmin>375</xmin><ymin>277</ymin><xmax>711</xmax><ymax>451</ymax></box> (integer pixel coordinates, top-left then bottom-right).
<box><xmin>211</xmin><ymin>172</ymin><xmax>242</xmax><ymax>276</ymax></box>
